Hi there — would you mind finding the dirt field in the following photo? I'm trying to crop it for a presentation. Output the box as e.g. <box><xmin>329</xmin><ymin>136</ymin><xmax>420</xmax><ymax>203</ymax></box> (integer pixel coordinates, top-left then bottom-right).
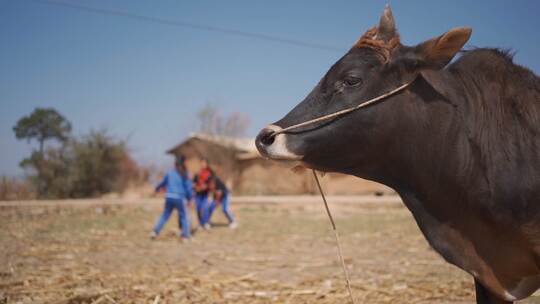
<box><xmin>1</xmin><ymin>198</ymin><xmax>539</xmax><ymax>304</ymax></box>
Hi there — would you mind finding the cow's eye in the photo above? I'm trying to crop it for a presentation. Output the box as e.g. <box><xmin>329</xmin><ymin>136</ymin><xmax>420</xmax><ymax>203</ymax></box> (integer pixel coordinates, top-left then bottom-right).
<box><xmin>343</xmin><ymin>76</ymin><xmax>363</xmax><ymax>87</ymax></box>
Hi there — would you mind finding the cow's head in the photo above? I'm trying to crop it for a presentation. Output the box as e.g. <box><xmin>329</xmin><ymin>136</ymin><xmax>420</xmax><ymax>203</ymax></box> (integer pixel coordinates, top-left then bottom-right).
<box><xmin>256</xmin><ymin>6</ymin><xmax>471</xmax><ymax>177</ymax></box>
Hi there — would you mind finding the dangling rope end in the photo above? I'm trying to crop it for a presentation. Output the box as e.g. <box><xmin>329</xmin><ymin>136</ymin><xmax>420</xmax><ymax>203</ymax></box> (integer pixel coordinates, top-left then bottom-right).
<box><xmin>312</xmin><ymin>169</ymin><xmax>356</xmax><ymax>304</ymax></box>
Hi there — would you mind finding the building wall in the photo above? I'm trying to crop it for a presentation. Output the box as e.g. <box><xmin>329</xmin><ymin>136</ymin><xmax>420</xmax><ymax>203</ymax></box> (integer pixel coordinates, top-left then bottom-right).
<box><xmin>322</xmin><ymin>172</ymin><xmax>394</xmax><ymax>195</ymax></box>
<box><xmin>169</xmin><ymin>138</ymin><xmax>393</xmax><ymax>195</ymax></box>
<box><xmin>235</xmin><ymin>158</ymin><xmax>315</xmax><ymax>195</ymax></box>
<box><xmin>236</xmin><ymin>158</ymin><xmax>393</xmax><ymax>195</ymax></box>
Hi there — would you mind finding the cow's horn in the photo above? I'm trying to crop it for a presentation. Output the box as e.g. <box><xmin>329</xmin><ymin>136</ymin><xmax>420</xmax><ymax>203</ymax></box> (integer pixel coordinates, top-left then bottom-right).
<box><xmin>377</xmin><ymin>5</ymin><xmax>396</xmax><ymax>41</ymax></box>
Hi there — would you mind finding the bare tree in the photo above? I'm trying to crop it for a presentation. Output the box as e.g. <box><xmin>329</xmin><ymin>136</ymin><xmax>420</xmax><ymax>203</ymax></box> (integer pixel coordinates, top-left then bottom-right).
<box><xmin>197</xmin><ymin>104</ymin><xmax>250</xmax><ymax>138</ymax></box>
<box><xmin>197</xmin><ymin>103</ymin><xmax>221</xmax><ymax>135</ymax></box>
<box><xmin>223</xmin><ymin>112</ymin><xmax>250</xmax><ymax>137</ymax></box>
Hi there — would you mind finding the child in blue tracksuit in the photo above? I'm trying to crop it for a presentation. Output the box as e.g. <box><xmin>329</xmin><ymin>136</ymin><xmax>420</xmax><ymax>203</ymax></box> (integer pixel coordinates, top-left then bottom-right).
<box><xmin>151</xmin><ymin>156</ymin><xmax>193</xmax><ymax>239</ymax></box>
<box><xmin>205</xmin><ymin>175</ymin><xmax>237</xmax><ymax>229</ymax></box>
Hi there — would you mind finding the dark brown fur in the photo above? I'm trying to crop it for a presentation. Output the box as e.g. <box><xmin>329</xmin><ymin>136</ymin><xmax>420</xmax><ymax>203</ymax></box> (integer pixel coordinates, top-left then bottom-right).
<box><xmin>257</xmin><ymin>7</ymin><xmax>540</xmax><ymax>304</ymax></box>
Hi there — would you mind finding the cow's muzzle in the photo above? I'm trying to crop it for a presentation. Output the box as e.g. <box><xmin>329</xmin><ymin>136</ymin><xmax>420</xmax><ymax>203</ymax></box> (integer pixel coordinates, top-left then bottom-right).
<box><xmin>255</xmin><ymin>125</ymin><xmax>303</xmax><ymax>161</ymax></box>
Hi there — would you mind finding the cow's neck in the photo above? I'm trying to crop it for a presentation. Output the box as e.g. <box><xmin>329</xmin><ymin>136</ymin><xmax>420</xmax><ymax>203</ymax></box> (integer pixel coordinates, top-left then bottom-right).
<box><xmin>359</xmin><ymin>73</ymin><xmax>474</xmax><ymax>219</ymax></box>
<box><xmin>347</xmin><ymin>71</ymin><xmax>540</xmax><ymax>300</ymax></box>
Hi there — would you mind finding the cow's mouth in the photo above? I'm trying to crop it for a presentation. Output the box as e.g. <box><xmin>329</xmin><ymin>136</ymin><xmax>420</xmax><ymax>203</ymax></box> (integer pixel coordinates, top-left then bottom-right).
<box><xmin>255</xmin><ymin>125</ymin><xmax>304</xmax><ymax>161</ymax></box>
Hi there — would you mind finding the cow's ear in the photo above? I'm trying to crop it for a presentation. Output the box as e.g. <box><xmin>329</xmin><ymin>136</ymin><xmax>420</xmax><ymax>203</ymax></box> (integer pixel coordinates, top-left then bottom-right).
<box><xmin>417</xmin><ymin>69</ymin><xmax>456</xmax><ymax>101</ymax></box>
<box><xmin>412</xmin><ymin>27</ymin><xmax>472</xmax><ymax>69</ymax></box>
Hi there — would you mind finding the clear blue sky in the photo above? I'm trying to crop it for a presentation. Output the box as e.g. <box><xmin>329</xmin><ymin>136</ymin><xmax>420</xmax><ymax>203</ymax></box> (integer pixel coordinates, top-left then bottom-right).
<box><xmin>1</xmin><ymin>0</ymin><xmax>539</xmax><ymax>176</ymax></box>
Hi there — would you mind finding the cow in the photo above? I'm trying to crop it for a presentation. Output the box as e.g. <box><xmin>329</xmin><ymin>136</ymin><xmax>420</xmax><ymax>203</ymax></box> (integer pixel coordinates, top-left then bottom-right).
<box><xmin>255</xmin><ymin>5</ymin><xmax>540</xmax><ymax>304</ymax></box>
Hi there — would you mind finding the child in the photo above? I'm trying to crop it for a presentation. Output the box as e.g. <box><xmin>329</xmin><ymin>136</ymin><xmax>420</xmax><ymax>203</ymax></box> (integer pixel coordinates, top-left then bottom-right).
<box><xmin>193</xmin><ymin>158</ymin><xmax>214</xmax><ymax>230</ymax></box>
<box><xmin>205</xmin><ymin>175</ymin><xmax>237</xmax><ymax>229</ymax></box>
<box><xmin>151</xmin><ymin>155</ymin><xmax>193</xmax><ymax>240</ymax></box>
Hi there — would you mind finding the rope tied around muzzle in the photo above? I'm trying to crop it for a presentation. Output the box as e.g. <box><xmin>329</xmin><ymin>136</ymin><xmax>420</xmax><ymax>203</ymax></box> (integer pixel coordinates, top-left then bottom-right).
<box><xmin>268</xmin><ymin>77</ymin><xmax>416</xmax><ymax>138</ymax></box>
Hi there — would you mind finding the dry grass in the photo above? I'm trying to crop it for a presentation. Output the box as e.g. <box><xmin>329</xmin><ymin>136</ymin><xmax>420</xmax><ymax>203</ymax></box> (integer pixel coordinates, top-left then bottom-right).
<box><xmin>1</xmin><ymin>199</ymin><xmax>539</xmax><ymax>303</ymax></box>
<box><xmin>0</xmin><ymin>177</ymin><xmax>35</xmax><ymax>201</ymax></box>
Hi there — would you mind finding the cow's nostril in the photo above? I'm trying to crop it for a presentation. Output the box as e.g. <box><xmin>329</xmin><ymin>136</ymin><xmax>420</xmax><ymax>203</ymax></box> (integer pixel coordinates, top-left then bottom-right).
<box><xmin>260</xmin><ymin>130</ymin><xmax>276</xmax><ymax>146</ymax></box>
<box><xmin>255</xmin><ymin>125</ymin><xmax>301</xmax><ymax>160</ymax></box>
